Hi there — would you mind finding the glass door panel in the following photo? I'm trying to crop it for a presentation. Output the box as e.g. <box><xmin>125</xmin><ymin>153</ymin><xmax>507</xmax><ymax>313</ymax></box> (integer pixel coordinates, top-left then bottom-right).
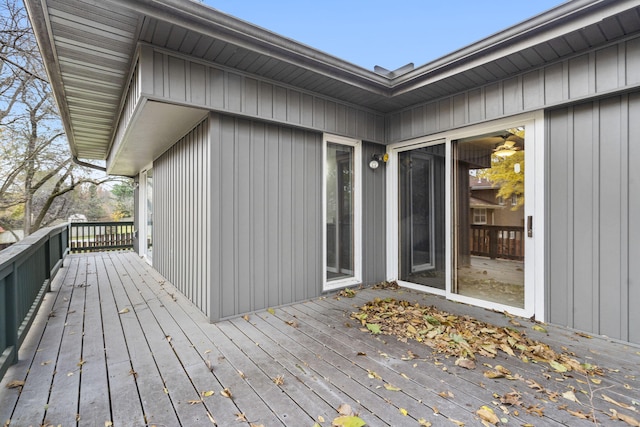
<box><xmin>146</xmin><ymin>168</ymin><xmax>153</xmax><ymax>261</ymax></box>
<box><xmin>398</xmin><ymin>143</ymin><xmax>446</xmax><ymax>289</ymax></box>
<box><xmin>326</xmin><ymin>143</ymin><xmax>354</xmax><ymax>281</ymax></box>
<box><xmin>453</xmin><ymin>128</ymin><xmax>525</xmax><ymax>308</ymax></box>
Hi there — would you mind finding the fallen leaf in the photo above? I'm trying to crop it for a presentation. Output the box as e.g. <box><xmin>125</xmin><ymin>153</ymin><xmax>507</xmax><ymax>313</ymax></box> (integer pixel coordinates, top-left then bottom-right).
<box><xmin>285</xmin><ymin>320</ymin><xmax>299</xmax><ymax>328</ymax></box>
<box><xmin>238</xmin><ymin>370</ymin><xmax>246</xmax><ymax>379</ymax></box>
<box><xmin>418</xmin><ymin>418</ymin><xmax>432</xmax><ymax>426</ymax></box>
<box><xmin>243</xmin><ymin>314</ymin><xmax>250</xmax><ymax>321</ymax></box>
<box><xmin>105</xmin><ymin>422</ymin><xmax>113</xmax><ymax>427</ymax></box>
<box><xmin>207</xmin><ymin>411</ymin><xmax>216</xmax><ymax>425</ymax></box>
<box><xmin>273</xmin><ymin>375</ymin><xmax>284</xmax><ymax>385</ymax></box>
<box><xmin>201</xmin><ymin>390</ymin><xmax>214</xmax><ymax>397</ymax></box>
<box><xmin>455</xmin><ymin>357</ymin><xmax>476</xmax><ymax>370</ymax></box>
<box><xmin>118</xmin><ymin>307</ymin><xmax>129</xmax><ymax>314</ymax></box>
<box><xmin>549</xmin><ymin>360</ymin><xmax>568</xmax><ymax>373</ymax></box>
<box><xmin>318</xmin><ymin>415</ymin><xmax>325</xmax><ymax>422</ymax></box>
<box><xmin>562</xmin><ymin>390</ymin><xmax>580</xmax><ymax>403</ymax></box>
<box><xmin>267</xmin><ymin>308</ymin><xmax>275</xmax><ymax>315</ymax></box>
<box><xmin>567</xmin><ymin>409</ymin><xmax>591</xmax><ymax>420</ymax></box>
<box><xmin>235</xmin><ymin>413</ymin><xmax>247</xmax><ymax>421</ymax></box>
<box><xmin>6</xmin><ymin>380</ymin><xmax>25</xmax><ymax>389</ymax></box>
<box><xmin>332</xmin><ymin>415</ymin><xmax>366</xmax><ymax>427</ymax></box>
<box><xmin>383</xmin><ymin>383</ymin><xmax>401</xmax><ymax>391</ymax></box>
<box><xmin>77</xmin><ymin>359</ymin><xmax>86</xmax><ymax>367</ymax></box>
<box><xmin>366</xmin><ymin>323</ymin><xmax>382</xmax><ymax>334</ymax></box>
<box><xmin>399</xmin><ymin>407</ymin><xmax>408</xmax><ymax>416</ymax></box>
<box><xmin>449</xmin><ymin>419</ymin><xmax>465</xmax><ymax>426</ymax></box>
<box><xmin>187</xmin><ymin>399</ymin><xmax>203</xmax><ymax>405</ymax></box>
<box><xmin>221</xmin><ymin>388</ymin><xmax>232</xmax><ymax>398</ymax></box>
<box><xmin>337</xmin><ymin>403</ymin><xmax>355</xmax><ymax>416</ymax></box>
<box><xmin>610</xmin><ymin>409</ymin><xmax>640</xmax><ymax>426</ymax></box>
<box><xmin>476</xmin><ymin>406</ymin><xmax>499</xmax><ymax>425</ymax></box>
<box><xmin>367</xmin><ymin>370</ymin><xmax>381</xmax><ymax>380</ymax></box>
<box><xmin>603</xmin><ymin>394</ymin><xmax>637</xmax><ymax>411</ymax></box>
<box><xmin>532</xmin><ymin>324</ymin><xmax>547</xmax><ymax>333</ymax></box>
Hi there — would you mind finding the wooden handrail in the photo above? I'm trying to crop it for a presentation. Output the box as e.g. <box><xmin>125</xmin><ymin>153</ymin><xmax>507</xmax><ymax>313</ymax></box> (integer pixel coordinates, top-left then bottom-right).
<box><xmin>470</xmin><ymin>224</ymin><xmax>524</xmax><ymax>261</ymax></box>
<box><xmin>0</xmin><ymin>224</ymin><xmax>69</xmax><ymax>381</ymax></box>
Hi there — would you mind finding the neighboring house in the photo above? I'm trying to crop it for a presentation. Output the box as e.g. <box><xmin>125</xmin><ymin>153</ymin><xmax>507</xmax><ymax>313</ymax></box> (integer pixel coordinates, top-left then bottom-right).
<box><xmin>25</xmin><ymin>0</ymin><xmax>640</xmax><ymax>345</ymax></box>
<box><xmin>469</xmin><ymin>176</ymin><xmax>523</xmax><ymax>227</ymax></box>
<box><xmin>0</xmin><ymin>227</ymin><xmax>24</xmax><ymax>251</ymax></box>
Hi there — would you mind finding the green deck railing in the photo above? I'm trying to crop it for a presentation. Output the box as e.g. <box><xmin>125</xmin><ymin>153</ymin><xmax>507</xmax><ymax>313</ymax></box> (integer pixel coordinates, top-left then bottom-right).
<box><xmin>69</xmin><ymin>221</ymin><xmax>134</xmax><ymax>253</ymax></box>
<box><xmin>0</xmin><ymin>224</ymin><xmax>69</xmax><ymax>381</ymax></box>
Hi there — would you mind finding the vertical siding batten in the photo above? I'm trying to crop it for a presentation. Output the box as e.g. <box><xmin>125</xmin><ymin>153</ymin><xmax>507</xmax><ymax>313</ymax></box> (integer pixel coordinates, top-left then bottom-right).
<box><xmin>547</xmin><ymin>91</ymin><xmax>640</xmax><ymax>344</ymax></box>
<box><xmin>154</xmin><ymin>118</ymin><xmax>210</xmax><ymax>317</ymax></box>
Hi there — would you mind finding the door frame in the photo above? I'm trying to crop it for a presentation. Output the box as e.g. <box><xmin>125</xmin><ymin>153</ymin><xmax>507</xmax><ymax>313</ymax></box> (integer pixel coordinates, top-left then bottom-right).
<box><xmin>139</xmin><ymin>164</ymin><xmax>153</xmax><ymax>264</ymax></box>
<box><xmin>322</xmin><ymin>133</ymin><xmax>362</xmax><ymax>291</ymax></box>
<box><xmin>386</xmin><ymin>112</ymin><xmax>545</xmax><ymax>320</ymax></box>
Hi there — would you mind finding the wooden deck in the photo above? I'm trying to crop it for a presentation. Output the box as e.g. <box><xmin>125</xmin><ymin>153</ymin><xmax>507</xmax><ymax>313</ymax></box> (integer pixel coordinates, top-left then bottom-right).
<box><xmin>1</xmin><ymin>251</ymin><xmax>639</xmax><ymax>426</ymax></box>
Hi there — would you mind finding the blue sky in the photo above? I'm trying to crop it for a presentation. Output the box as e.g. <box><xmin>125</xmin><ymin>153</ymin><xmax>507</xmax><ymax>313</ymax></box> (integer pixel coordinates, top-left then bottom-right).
<box><xmin>202</xmin><ymin>0</ymin><xmax>567</xmax><ymax>71</ymax></box>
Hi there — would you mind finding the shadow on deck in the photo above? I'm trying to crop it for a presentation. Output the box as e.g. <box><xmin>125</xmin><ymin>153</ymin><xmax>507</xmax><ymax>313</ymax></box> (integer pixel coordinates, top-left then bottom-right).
<box><xmin>1</xmin><ymin>252</ymin><xmax>638</xmax><ymax>426</ymax></box>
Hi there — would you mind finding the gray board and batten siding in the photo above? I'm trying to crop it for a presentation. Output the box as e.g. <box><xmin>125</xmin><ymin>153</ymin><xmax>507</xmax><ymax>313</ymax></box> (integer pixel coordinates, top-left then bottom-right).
<box><xmin>135</xmin><ymin>45</ymin><xmax>385</xmax><ymax>144</ymax></box>
<box><xmin>387</xmin><ymin>37</ymin><xmax>640</xmax><ymax>144</ymax></box>
<box><xmin>153</xmin><ymin>112</ymin><xmax>386</xmax><ymax>321</ymax></box>
<box><xmin>547</xmin><ymin>91</ymin><xmax>640</xmax><ymax>345</ymax></box>
<box><xmin>154</xmin><ymin>119</ymin><xmax>211</xmax><ymax>317</ymax></box>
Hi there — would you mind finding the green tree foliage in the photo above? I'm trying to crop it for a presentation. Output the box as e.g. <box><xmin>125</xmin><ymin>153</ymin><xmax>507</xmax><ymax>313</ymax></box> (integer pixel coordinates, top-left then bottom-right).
<box><xmin>111</xmin><ymin>180</ymin><xmax>134</xmax><ymax>221</ymax></box>
<box><xmin>1</xmin><ymin>0</ymin><xmax>112</xmax><ymax>236</ymax></box>
<box><xmin>477</xmin><ymin>128</ymin><xmax>525</xmax><ymax>210</ymax></box>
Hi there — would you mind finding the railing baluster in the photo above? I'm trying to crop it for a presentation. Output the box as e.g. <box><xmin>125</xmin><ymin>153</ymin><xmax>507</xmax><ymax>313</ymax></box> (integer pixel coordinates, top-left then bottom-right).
<box><xmin>67</xmin><ymin>221</ymin><xmax>135</xmax><ymax>253</ymax></box>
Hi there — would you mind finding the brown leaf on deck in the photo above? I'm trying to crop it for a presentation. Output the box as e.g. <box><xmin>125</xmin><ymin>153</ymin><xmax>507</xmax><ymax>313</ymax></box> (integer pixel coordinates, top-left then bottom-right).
<box><xmin>6</xmin><ymin>380</ymin><xmax>25</xmax><ymax>389</ymax></box>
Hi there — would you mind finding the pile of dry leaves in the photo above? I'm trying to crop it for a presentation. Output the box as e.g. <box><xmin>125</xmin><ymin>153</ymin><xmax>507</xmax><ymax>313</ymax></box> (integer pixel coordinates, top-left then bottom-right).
<box><xmin>351</xmin><ymin>297</ymin><xmax>601</xmax><ymax>376</ymax></box>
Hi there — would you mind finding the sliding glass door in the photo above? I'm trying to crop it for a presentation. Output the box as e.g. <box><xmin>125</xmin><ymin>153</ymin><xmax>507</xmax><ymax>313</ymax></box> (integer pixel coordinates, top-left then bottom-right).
<box><xmin>398</xmin><ymin>142</ymin><xmax>446</xmax><ymax>289</ymax></box>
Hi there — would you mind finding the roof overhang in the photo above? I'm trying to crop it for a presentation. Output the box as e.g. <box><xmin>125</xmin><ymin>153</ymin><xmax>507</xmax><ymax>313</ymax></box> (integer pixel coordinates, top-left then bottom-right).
<box><xmin>24</xmin><ymin>0</ymin><xmax>640</xmax><ymax>173</ymax></box>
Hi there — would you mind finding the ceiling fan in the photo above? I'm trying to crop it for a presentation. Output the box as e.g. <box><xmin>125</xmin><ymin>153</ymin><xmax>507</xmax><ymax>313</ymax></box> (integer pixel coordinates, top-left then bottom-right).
<box><xmin>493</xmin><ymin>133</ymin><xmax>523</xmax><ymax>157</ymax></box>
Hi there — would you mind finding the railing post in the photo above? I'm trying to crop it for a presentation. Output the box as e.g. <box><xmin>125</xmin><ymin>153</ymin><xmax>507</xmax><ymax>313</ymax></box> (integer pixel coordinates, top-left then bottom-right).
<box><xmin>7</xmin><ymin>267</ymin><xmax>18</xmax><ymax>365</ymax></box>
<box><xmin>489</xmin><ymin>227</ymin><xmax>498</xmax><ymax>260</ymax></box>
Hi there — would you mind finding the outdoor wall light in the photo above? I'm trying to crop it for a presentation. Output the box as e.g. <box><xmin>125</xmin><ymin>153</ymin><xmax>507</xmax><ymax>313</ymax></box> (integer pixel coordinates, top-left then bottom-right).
<box><xmin>369</xmin><ymin>153</ymin><xmax>389</xmax><ymax>170</ymax></box>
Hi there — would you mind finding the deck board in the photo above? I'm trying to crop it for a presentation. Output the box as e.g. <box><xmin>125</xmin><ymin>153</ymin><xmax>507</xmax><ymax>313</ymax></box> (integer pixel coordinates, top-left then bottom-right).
<box><xmin>2</xmin><ymin>251</ymin><xmax>639</xmax><ymax>427</ymax></box>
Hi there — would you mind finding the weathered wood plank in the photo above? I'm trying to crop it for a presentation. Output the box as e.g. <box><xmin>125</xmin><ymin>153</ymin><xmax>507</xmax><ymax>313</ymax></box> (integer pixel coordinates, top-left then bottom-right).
<box><xmin>4</xmin><ymin>253</ymin><xmax>639</xmax><ymax>427</ymax></box>
<box><xmin>77</xmin><ymin>255</ymin><xmax>111</xmax><ymax>426</ymax></box>
<box><xmin>96</xmin><ymin>253</ymin><xmax>146</xmax><ymax>427</ymax></box>
<box><xmin>103</xmin><ymin>253</ymin><xmax>179</xmax><ymax>426</ymax></box>
<box><xmin>115</xmin><ymin>252</ymin><xmax>222</xmax><ymax>426</ymax></box>
<box><xmin>0</xmin><ymin>256</ymin><xmax>79</xmax><ymax>426</ymax></box>
<box><xmin>43</xmin><ymin>255</ymin><xmax>88</xmax><ymax>426</ymax></box>
<box><xmin>119</xmin><ymin>253</ymin><xmax>248</xmax><ymax>426</ymax></box>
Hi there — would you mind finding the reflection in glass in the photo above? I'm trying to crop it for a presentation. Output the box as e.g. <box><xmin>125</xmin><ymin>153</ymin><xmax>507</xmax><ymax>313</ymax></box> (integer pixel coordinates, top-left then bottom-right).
<box><xmin>398</xmin><ymin>143</ymin><xmax>446</xmax><ymax>289</ymax></box>
<box><xmin>146</xmin><ymin>168</ymin><xmax>153</xmax><ymax>260</ymax></box>
<box><xmin>453</xmin><ymin>128</ymin><xmax>525</xmax><ymax>308</ymax></box>
<box><xmin>326</xmin><ymin>143</ymin><xmax>354</xmax><ymax>281</ymax></box>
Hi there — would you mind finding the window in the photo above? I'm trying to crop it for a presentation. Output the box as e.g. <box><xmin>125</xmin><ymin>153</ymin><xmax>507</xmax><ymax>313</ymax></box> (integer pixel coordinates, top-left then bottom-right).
<box><xmin>473</xmin><ymin>208</ymin><xmax>487</xmax><ymax>224</ymax></box>
<box><xmin>323</xmin><ymin>135</ymin><xmax>361</xmax><ymax>290</ymax></box>
<box><xmin>511</xmin><ymin>194</ymin><xmax>518</xmax><ymax>206</ymax></box>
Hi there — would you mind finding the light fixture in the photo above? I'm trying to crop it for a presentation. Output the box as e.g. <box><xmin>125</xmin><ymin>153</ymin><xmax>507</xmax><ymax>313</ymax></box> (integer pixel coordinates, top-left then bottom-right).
<box><xmin>369</xmin><ymin>153</ymin><xmax>389</xmax><ymax>170</ymax></box>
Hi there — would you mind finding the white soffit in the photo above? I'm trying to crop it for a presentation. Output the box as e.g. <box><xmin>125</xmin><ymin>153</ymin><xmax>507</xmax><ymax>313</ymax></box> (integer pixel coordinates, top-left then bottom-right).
<box><xmin>107</xmin><ymin>101</ymin><xmax>208</xmax><ymax>176</ymax></box>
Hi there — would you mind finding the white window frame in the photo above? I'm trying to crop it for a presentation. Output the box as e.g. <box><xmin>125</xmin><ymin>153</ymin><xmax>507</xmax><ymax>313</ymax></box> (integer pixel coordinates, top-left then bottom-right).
<box><xmin>139</xmin><ymin>163</ymin><xmax>153</xmax><ymax>264</ymax></box>
<box><xmin>322</xmin><ymin>134</ymin><xmax>362</xmax><ymax>291</ymax></box>
<box><xmin>386</xmin><ymin>111</ymin><xmax>545</xmax><ymax>320</ymax></box>
<box><xmin>473</xmin><ymin>208</ymin><xmax>487</xmax><ymax>224</ymax></box>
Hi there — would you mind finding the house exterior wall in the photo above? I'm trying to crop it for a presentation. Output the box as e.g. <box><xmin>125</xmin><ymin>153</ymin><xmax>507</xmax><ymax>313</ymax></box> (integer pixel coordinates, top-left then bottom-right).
<box><xmin>154</xmin><ymin>119</ymin><xmax>211</xmax><ymax>316</ymax></box>
<box><xmin>148</xmin><ymin>112</ymin><xmax>387</xmax><ymax>321</ymax></box>
<box><xmin>547</xmin><ymin>91</ymin><xmax>640</xmax><ymax>345</ymax></box>
<box><xmin>208</xmin><ymin>112</ymin><xmax>323</xmax><ymax>320</ymax></box>
<box><xmin>388</xmin><ymin>36</ymin><xmax>640</xmax><ymax>143</ymax></box>
<box><xmin>137</xmin><ymin>45</ymin><xmax>385</xmax><ymax>144</ymax></box>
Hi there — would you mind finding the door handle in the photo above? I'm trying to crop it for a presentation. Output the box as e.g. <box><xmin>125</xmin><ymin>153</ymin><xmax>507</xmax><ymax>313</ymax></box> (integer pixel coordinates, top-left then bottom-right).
<box><xmin>527</xmin><ymin>216</ymin><xmax>533</xmax><ymax>237</ymax></box>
